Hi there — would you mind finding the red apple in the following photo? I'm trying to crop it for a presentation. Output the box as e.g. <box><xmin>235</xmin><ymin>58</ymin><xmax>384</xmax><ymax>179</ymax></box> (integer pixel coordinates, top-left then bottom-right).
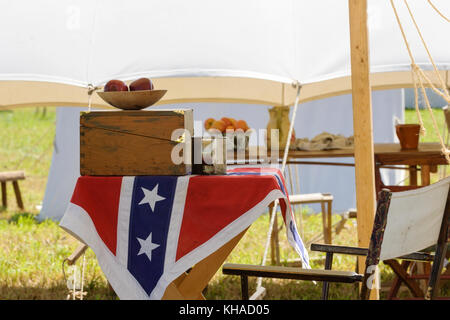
<box><xmin>129</xmin><ymin>78</ymin><xmax>154</xmax><ymax>91</ymax></box>
<box><xmin>104</xmin><ymin>79</ymin><xmax>128</xmax><ymax>92</ymax></box>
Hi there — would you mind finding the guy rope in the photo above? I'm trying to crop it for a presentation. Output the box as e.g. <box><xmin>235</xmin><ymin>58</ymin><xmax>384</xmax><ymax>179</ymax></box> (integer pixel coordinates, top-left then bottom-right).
<box><xmin>390</xmin><ymin>0</ymin><xmax>450</xmax><ymax>163</ymax></box>
<box><xmin>252</xmin><ymin>81</ymin><xmax>302</xmax><ymax>299</ymax></box>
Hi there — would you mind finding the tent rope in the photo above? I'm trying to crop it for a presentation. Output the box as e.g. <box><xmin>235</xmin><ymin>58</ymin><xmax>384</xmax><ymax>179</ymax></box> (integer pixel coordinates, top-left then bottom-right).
<box><xmin>390</xmin><ymin>0</ymin><xmax>450</xmax><ymax>163</ymax></box>
<box><xmin>411</xmin><ymin>69</ymin><xmax>426</xmax><ymax>135</ymax></box>
<box><xmin>62</xmin><ymin>252</ymin><xmax>87</xmax><ymax>300</ymax></box>
<box><xmin>87</xmin><ymin>84</ymin><xmax>99</xmax><ymax>113</ymax></box>
<box><xmin>427</xmin><ymin>0</ymin><xmax>450</xmax><ymax>22</ymax></box>
<box><xmin>254</xmin><ymin>81</ymin><xmax>302</xmax><ymax>293</ymax></box>
<box><xmin>403</xmin><ymin>0</ymin><xmax>450</xmax><ymax>101</ymax></box>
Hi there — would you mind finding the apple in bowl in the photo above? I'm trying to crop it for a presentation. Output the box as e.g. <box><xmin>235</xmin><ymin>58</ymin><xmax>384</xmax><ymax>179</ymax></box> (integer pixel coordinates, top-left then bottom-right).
<box><xmin>104</xmin><ymin>79</ymin><xmax>129</xmax><ymax>92</ymax></box>
<box><xmin>130</xmin><ymin>78</ymin><xmax>154</xmax><ymax>91</ymax></box>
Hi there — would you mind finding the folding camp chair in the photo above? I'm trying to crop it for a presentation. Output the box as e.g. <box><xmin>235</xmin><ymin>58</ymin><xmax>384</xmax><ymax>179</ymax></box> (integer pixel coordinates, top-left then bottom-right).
<box><xmin>223</xmin><ymin>176</ymin><xmax>450</xmax><ymax>300</ymax></box>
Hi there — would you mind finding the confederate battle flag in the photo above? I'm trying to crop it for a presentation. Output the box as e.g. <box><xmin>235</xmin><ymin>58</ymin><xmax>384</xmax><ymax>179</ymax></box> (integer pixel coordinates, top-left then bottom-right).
<box><xmin>60</xmin><ymin>167</ymin><xmax>309</xmax><ymax>299</ymax></box>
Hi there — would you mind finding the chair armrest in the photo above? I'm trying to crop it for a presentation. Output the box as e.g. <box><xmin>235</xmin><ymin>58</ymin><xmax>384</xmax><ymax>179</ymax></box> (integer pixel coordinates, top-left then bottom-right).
<box><xmin>222</xmin><ymin>263</ymin><xmax>363</xmax><ymax>284</ymax></box>
<box><xmin>311</xmin><ymin>243</ymin><xmax>434</xmax><ymax>261</ymax></box>
<box><xmin>310</xmin><ymin>243</ymin><xmax>368</xmax><ymax>256</ymax></box>
<box><xmin>394</xmin><ymin>252</ymin><xmax>434</xmax><ymax>262</ymax></box>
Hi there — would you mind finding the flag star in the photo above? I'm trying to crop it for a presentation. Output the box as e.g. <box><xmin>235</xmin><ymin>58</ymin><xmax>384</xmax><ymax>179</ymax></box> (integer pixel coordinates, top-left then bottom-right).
<box><xmin>138</xmin><ymin>184</ymin><xmax>166</xmax><ymax>212</ymax></box>
<box><xmin>137</xmin><ymin>233</ymin><xmax>160</xmax><ymax>262</ymax></box>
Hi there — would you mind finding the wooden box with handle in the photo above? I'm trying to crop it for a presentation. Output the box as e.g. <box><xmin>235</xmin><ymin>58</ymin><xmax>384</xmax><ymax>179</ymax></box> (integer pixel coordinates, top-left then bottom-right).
<box><xmin>80</xmin><ymin>109</ymin><xmax>193</xmax><ymax>176</ymax></box>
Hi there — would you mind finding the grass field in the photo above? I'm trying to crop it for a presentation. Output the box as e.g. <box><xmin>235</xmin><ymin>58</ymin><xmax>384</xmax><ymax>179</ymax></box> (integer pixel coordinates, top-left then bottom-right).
<box><xmin>0</xmin><ymin>107</ymin><xmax>448</xmax><ymax>300</ymax></box>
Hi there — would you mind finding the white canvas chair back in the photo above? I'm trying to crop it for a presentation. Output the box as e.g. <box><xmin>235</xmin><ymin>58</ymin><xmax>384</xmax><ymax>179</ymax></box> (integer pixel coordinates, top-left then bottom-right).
<box><xmin>379</xmin><ymin>176</ymin><xmax>450</xmax><ymax>261</ymax></box>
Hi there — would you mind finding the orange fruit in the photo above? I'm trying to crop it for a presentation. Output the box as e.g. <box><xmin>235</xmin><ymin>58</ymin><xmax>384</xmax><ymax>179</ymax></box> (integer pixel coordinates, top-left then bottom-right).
<box><xmin>211</xmin><ymin>120</ymin><xmax>226</xmax><ymax>133</ymax></box>
<box><xmin>235</xmin><ymin>120</ymin><xmax>249</xmax><ymax>131</ymax></box>
<box><xmin>228</xmin><ymin>118</ymin><xmax>237</xmax><ymax>128</ymax></box>
<box><xmin>221</xmin><ymin>117</ymin><xmax>232</xmax><ymax>127</ymax></box>
<box><xmin>204</xmin><ymin>118</ymin><xmax>215</xmax><ymax>130</ymax></box>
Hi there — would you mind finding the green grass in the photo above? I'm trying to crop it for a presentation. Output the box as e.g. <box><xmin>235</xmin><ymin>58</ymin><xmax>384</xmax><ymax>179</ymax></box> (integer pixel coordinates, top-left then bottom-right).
<box><xmin>404</xmin><ymin>107</ymin><xmax>446</xmax><ymax>143</ymax></box>
<box><xmin>0</xmin><ymin>107</ymin><xmax>448</xmax><ymax>300</ymax></box>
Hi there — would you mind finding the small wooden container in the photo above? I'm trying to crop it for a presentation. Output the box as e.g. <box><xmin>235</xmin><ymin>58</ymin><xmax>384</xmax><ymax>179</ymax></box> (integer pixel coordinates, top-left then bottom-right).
<box><xmin>80</xmin><ymin>109</ymin><xmax>193</xmax><ymax>176</ymax></box>
<box><xmin>192</xmin><ymin>137</ymin><xmax>227</xmax><ymax>175</ymax></box>
<box><xmin>395</xmin><ymin>124</ymin><xmax>420</xmax><ymax>150</ymax></box>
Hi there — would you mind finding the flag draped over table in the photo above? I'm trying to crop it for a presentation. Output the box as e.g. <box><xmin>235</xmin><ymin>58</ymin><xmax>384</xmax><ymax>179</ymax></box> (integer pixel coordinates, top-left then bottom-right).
<box><xmin>60</xmin><ymin>167</ymin><xmax>309</xmax><ymax>300</ymax></box>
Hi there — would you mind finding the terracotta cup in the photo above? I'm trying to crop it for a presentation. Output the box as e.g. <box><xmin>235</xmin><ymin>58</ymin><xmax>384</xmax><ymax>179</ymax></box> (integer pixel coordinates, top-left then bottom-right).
<box><xmin>395</xmin><ymin>124</ymin><xmax>420</xmax><ymax>150</ymax></box>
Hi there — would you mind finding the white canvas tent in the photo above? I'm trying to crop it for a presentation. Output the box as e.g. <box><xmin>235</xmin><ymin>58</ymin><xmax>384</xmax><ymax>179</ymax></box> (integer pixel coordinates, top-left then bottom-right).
<box><xmin>0</xmin><ymin>0</ymin><xmax>448</xmax><ymax>109</ymax></box>
<box><xmin>1</xmin><ymin>0</ymin><xmax>449</xmax><ymax>299</ymax></box>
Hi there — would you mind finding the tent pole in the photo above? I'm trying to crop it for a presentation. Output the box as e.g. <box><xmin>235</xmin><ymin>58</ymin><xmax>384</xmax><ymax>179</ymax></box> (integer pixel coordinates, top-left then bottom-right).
<box><xmin>348</xmin><ymin>0</ymin><xmax>379</xmax><ymax>299</ymax></box>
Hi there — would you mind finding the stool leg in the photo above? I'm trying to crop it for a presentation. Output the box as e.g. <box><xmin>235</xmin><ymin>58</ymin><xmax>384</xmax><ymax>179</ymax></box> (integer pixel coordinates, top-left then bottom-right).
<box><xmin>321</xmin><ymin>202</ymin><xmax>330</xmax><ymax>244</ymax></box>
<box><xmin>12</xmin><ymin>181</ymin><xmax>24</xmax><ymax>210</ymax></box>
<box><xmin>1</xmin><ymin>182</ymin><xmax>6</xmax><ymax>208</ymax></box>
<box><xmin>327</xmin><ymin>200</ymin><xmax>332</xmax><ymax>244</ymax></box>
<box><xmin>2</xmin><ymin>182</ymin><xmax>8</xmax><ymax>208</ymax></box>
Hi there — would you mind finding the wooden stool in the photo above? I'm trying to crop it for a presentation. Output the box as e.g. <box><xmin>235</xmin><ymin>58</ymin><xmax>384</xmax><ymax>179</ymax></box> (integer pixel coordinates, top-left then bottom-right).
<box><xmin>0</xmin><ymin>171</ymin><xmax>25</xmax><ymax>210</ymax></box>
<box><xmin>270</xmin><ymin>193</ymin><xmax>333</xmax><ymax>265</ymax></box>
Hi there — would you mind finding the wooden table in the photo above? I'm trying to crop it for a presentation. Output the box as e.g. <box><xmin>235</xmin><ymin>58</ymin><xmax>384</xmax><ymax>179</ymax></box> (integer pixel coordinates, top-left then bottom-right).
<box><xmin>230</xmin><ymin>142</ymin><xmax>448</xmax><ymax>189</ymax></box>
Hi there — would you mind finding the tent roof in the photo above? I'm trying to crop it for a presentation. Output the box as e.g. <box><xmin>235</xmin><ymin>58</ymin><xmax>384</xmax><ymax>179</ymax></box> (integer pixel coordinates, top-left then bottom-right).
<box><xmin>0</xmin><ymin>0</ymin><xmax>449</xmax><ymax>108</ymax></box>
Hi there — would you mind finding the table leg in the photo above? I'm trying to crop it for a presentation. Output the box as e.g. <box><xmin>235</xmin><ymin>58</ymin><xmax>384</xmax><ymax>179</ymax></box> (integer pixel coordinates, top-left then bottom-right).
<box><xmin>162</xmin><ymin>229</ymin><xmax>248</xmax><ymax>300</ymax></box>
<box><xmin>409</xmin><ymin>165</ymin><xmax>417</xmax><ymax>186</ymax></box>
<box><xmin>421</xmin><ymin>165</ymin><xmax>431</xmax><ymax>186</ymax></box>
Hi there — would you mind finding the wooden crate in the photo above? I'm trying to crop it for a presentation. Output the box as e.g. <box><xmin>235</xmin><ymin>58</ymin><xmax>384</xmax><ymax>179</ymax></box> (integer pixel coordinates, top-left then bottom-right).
<box><xmin>80</xmin><ymin>109</ymin><xmax>193</xmax><ymax>176</ymax></box>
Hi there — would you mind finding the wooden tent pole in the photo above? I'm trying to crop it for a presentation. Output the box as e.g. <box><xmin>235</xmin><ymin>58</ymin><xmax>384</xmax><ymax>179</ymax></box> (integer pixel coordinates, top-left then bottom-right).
<box><xmin>348</xmin><ymin>0</ymin><xmax>379</xmax><ymax>299</ymax></box>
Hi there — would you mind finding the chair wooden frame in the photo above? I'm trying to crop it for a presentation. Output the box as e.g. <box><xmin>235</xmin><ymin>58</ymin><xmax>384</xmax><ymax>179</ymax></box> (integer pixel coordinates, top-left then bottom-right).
<box><xmin>223</xmin><ymin>187</ymin><xmax>450</xmax><ymax>300</ymax></box>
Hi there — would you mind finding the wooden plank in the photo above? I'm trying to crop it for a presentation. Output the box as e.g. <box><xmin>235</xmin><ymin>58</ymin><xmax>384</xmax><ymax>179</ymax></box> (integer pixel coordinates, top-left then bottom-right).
<box><xmin>238</xmin><ymin>143</ymin><xmax>447</xmax><ymax>164</ymax></box>
<box><xmin>173</xmin><ymin>229</ymin><xmax>248</xmax><ymax>299</ymax></box>
<box><xmin>80</xmin><ymin>110</ymin><xmax>193</xmax><ymax>176</ymax></box>
<box><xmin>0</xmin><ymin>171</ymin><xmax>25</xmax><ymax>182</ymax></box>
<box><xmin>348</xmin><ymin>0</ymin><xmax>378</xmax><ymax>299</ymax></box>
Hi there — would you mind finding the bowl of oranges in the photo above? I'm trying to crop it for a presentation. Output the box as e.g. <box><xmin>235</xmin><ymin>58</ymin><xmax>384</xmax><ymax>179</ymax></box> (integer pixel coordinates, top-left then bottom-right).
<box><xmin>204</xmin><ymin>117</ymin><xmax>252</xmax><ymax>151</ymax></box>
